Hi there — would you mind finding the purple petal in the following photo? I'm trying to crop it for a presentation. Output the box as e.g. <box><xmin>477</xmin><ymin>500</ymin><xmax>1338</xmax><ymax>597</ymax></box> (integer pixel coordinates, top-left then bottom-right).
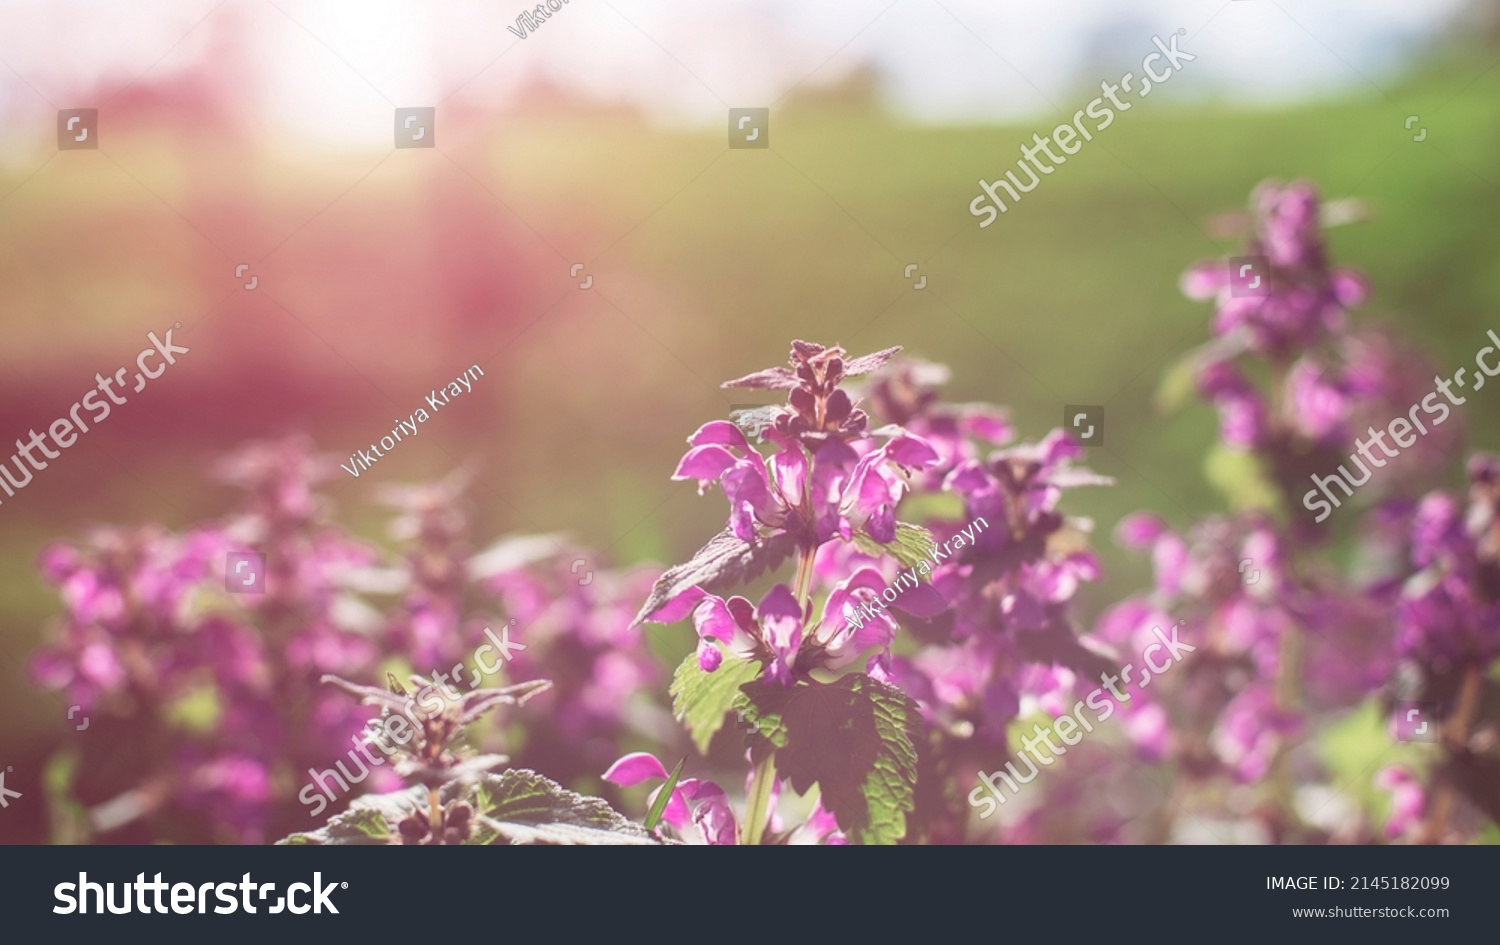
<box><xmin>673</xmin><ymin>444</ymin><xmax>739</xmax><ymax>483</ymax></box>
<box><xmin>697</xmin><ymin>638</ymin><xmax>724</xmax><ymax>672</ymax></box>
<box><xmin>757</xmin><ymin>584</ymin><xmax>803</xmax><ymax>623</ymax></box>
<box><xmin>1116</xmin><ymin>513</ymin><xmax>1169</xmax><ymax>549</ymax></box>
<box><xmin>687</xmin><ymin>420</ymin><xmax>751</xmax><ymax>449</ymax></box>
<box><xmin>883</xmin><ymin>433</ymin><xmax>940</xmax><ymax>468</ymax></box>
<box><xmin>770</xmin><ymin>444</ymin><xmax>808</xmax><ymax>507</ymax></box>
<box><xmin>960</xmin><ymin>410</ymin><xmax>1013</xmax><ymax>445</ymax></box>
<box><xmin>893</xmin><ymin>581</ymin><xmax>950</xmax><ymax>617</ymax></box>
<box><xmin>1180</xmin><ymin>260</ymin><xmax>1227</xmax><ymax>299</ymax></box>
<box><xmin>943</xmin><ymin>460</ymin><xmax>992</xmax><ymax>498</ymax></box>
<box><xmin>1331</xmin><ymin>268</ymin><xmax>1367</xmax><ymax>307</ymax></box>
<box><xmin>603</xmin><ymin>752</ymin><xmax>669</xmax><ymax>787</ymax></box>
<box><xmin>647</xmin><ymin>586</ymin><xmax>710</xmax><ymax>625</ymax></box>
<box><xmin>683</xmin><ymin>779</ymin><xmax>738</xmax><ymax>845</ymax></box>
<box><xmin>692</xmin><ymin>595</ymin><xmax>738</xmax><ymax>644</ymax></box>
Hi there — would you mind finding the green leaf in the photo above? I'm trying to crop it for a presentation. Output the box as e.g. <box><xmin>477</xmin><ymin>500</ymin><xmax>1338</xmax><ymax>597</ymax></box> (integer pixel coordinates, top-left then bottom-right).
<box><xmin>277</xmin><ymin>805</ymin><xmax>394</xmax><ymax>845</ymax></box>
<box><xmin>670</xmin><ymin>652</ymin><xmax>762</xmax><ymax>753</ymax></box>
<box><xmin>474</xmin><ymin>769</ymin><xmax>658</xmax><ymax>845</ymax></box>
<box><xmin>737</xmin><ymin>675</ymin><xmax>921</xmax><ymax>845</ymax></box>
<box><xmin>276</xmin><ymin>769</ymin><xmax>659</xmax><ymax>845</ymax></box>
<box><xmin>643</xmin><ymin>757</ymin><xmax>685</xmax><ymax>832</ymax></box>
<box><xmin>632</xmin><ymin>528</ymin><xmax>797</xmax><ymax>627</ymax></box>
<box><xmin>851</xmin><ymin>522</ymin><xmax>936</xmax><ymax>572</ymax></box>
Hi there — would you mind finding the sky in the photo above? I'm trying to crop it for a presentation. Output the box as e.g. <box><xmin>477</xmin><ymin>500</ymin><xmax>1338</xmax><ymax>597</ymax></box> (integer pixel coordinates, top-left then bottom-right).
<box><xmin>0</xmin><ymin>0</ymin><xmax>1477</xmax><ymax>152</ymax></box>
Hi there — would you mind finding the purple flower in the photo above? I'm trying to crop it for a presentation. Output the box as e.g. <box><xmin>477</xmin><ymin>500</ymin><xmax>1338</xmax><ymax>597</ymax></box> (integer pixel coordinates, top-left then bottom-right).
<box><xmin>668</xmin><ymin>567</ymin><xmax>945</xmax><ymax>686</ymax></box>
<box><xmin>1374</xmin><ymin>766</ymin><xmax>1424</xmax><ymax>841</ymax></box>
<box><xmin>1181</xmin><ymin>180</ymin><xmax>1366</xmax><ymax>356</ymax></box>
<box><xmin>603</xmin><ymin>752</ymin><xmax>737</xmax><ymax>845</ymax></box>
<box><xmin>673</xmin><ymin>419</ymin><xmax>938</xmax><ymax>546</ymax></box>
<box><xmin>1211</xmin><ymin>684</ymin><xmax>1300</xmax><ymax>783</ymax></box>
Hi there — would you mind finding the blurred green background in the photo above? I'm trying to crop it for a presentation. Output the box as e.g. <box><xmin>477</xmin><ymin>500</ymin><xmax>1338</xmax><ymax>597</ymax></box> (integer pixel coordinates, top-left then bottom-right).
<box><xmin>2</xmin><ymin>31</ymin><xmax>1499</xmax><ymax>823</ymax></box>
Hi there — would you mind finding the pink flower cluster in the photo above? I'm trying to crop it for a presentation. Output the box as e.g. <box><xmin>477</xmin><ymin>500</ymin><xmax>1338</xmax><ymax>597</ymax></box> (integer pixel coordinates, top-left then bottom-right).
<box><xmin>27</xmin><ymin>180</ymin><xmax>1500</xmax><ymax>846</ymax></box>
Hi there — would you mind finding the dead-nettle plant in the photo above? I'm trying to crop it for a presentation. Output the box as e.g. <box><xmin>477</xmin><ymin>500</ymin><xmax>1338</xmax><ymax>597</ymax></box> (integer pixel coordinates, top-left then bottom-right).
<box><xmin>623</xmin><ymin>340</ymin><xmax>1111</xmax><ymax>844</ymax></box>
<box><xmin>280</xmin><ymin>673</ymin><xmax>659</xmax><ymax>845</ymax></box>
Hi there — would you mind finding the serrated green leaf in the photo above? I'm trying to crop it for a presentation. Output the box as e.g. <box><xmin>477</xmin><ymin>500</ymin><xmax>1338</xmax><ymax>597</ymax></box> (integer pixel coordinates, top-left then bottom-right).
<box><xmin>857</xmin><ymin>677</ymin><xmax>922</xmax><ymax>845</ymax></box>
<box><xmin>850</xmin><ymin>521</ymin><xmax>936</xmax><ymax>572</ymax></box>
<box><xmin>733</xmin><ymin>684</ymin><xmax>790</xmax><ymax>755</ymax></box>
<box><xmin>736</xmin><ymin>675</ymin><xmax>920</xmax><ymax>844</ymax></box>
<box><xmin>277</xmin><ymin>805</ymin><xmax>393</xmax><ymax>845</ymax></box>
<box><xmin>643</xmin><ymin>757</ymin><xmax>685</xmax><ymax>831</ymax></box>
<box><xmin>475</xmin><ymin>769</ymin><xmax>658</xmax><ymax>845</ymax></box>
<box><xmin>670</xmin><ymin>652</ymin><xmax>763</xmax><ymax>753</ymax></box>
<box><xmin>276</xmin><ymin>769</ymin><xmax>659</xmax><ymax>845</ymax></box>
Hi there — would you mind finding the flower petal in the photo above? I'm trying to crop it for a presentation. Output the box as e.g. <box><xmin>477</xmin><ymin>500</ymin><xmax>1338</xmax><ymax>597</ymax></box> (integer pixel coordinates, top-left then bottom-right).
<box><xmin>603</xmin><ymin>752</ymin><xmax>669</xmax><ymax>787</ymax></box>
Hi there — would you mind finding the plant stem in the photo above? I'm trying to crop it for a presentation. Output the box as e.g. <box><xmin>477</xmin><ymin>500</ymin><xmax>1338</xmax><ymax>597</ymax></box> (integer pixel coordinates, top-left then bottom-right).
<box><xmin>743</xmin><ymin>752</ymin><xmax>778</xmax><ymax>846</ymax></box>
<box><xmin>743</xmin><ymin>543</ymin><xmax>816</xmax><ymax>846</ymax></box>
<box><xmin>427</xmin><ymin>786</ymin><xmax>442</xmax><ymax>840</ymax></box>
<box><xmin>793</xmin><ymin>540</ymin><xmax>817</xmax><ymax>608</ymax></box>
<box><xmin>1421</xmin><ymin>663</ymin><xmax>1484</xmax><ymax>844</ymax></box>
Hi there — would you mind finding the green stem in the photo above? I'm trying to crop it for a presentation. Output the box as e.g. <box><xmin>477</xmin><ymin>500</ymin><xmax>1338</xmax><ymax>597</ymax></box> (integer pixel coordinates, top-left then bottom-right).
<box><xmin>793</xmin><ymin>543</ymin><xmax>817</xmax><ymax>608</ymax></box>
<box><xmin>743</xmin><ymin>752</ymin><xmax>778</xmax><ymax>846</ymax></box>
<box><xmin>743</xmin><ymin>542</ymin><xmax>816</xmax><ymax>846</ymax></box>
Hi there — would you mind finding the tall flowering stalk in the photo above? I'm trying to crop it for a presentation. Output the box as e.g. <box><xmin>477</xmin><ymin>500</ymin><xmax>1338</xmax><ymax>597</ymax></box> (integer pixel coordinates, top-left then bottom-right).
<box><xmin>1094</xmin><ymin>180</ymin><xmax>1499</xmax><ymax>842</ymax></box>
<box><xmin>631</xmin><ymin>340</ymin><xmax>1112</xmax><ymax>844</ymax></box>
